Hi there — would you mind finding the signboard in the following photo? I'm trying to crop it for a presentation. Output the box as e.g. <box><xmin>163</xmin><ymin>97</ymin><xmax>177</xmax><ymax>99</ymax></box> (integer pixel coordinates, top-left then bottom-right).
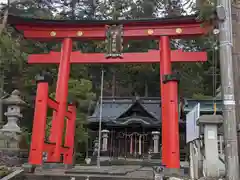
<box><xmin>186</xmin><ymin>103</ymin><xmax>200</xmax><ymax>143</ymax></box>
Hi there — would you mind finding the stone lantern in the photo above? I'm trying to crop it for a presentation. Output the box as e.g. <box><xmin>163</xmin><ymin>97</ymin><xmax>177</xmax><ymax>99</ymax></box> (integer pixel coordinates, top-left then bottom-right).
<box><xmin>0</xmin><ymin>90</ymin><xmax>27</xmax><ymax>166</ymax></box>
<box><xmin>152</xmin><ymin>131</ymin><xmax>160</xmax><ymax>153</ymax></box>
<box><xmin>101</xmin><ymin>129</ymin><xmax>109</xmax><ymax>151</ymax></box>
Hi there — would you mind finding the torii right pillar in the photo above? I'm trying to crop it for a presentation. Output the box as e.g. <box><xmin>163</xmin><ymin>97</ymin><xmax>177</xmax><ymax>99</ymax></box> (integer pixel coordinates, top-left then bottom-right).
<box><xmin>160</xmin><ymin>36</ymin><xmax>180</xmax><ymax>168</ymax></box>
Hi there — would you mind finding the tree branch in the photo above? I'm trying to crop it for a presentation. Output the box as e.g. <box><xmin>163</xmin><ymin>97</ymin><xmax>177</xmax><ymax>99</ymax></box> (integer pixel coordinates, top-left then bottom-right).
<box><xmin>0</xmin><ymin>8</ymin><xmax>8</xmax><ymax>35</ymax></box>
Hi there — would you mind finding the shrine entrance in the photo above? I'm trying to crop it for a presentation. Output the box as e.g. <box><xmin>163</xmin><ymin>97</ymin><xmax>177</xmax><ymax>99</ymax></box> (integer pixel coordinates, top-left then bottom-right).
<box><xmin>115</xmin><ymin>131</ymin><xmax>151</xmax><ymax>159</ymax></box>
<box><xmin>8</xmin><ymin>14</ymin><xmax>210</xmax><ymax>169</ymax></box>
<box><xmin>87</xmin><ymin>97</ymin><xmax>186</xmax><ymax>161</ymax></box>
<box><xmin>89</xmin><ymin>129</ymin><xmax>156</xmax><ymax>160</ymax></box>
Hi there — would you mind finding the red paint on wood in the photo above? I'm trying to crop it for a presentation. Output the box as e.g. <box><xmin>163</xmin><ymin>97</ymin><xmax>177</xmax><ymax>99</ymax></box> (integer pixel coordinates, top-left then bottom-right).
<box><xmin>52</xmin><ymin>38</ymin><xmax>73</xmax><ymax>161</ymax></box>
<box><xmin>28</xmin><ymin>50</ymin><xmax>207</xmax><ymax>64</ymax></box>
<box><xmin>29</xmin><ymin>82</ymin><xmax>49</xmax><ymax>165</ymax></box>
<box><xmin>49</xmin><ymin>39</ymin><xmax>73</xmax><ymax>143</ymax></box>
<box><xmin>63</xmin><ymin>104</ymin><xmax>77</xmax><ymax>164</ymax></box>
<box><xmin>161</xmin><ymin>36</ymin><xmax>180</xmax><ymax>168</ymax></box>
<box><xmin>47</xmin><ymin>98</ymin><xmax>72</xmax><ymax>119</ymax></box>
<box><xmin>43</xmin><ymin>143</ymin><xmax>69</xmax><ymax>154</ymax></box>
<box><xmin>17</xmin><ymin>14</ymin><xmax>210</xmax><ymax>167</ymax></box>
<box><xmin>12</xmin><ymin>18</ymin><xmax>210</xmax><ymax>40</ymax></box>
<box><xmin>160</xmin><ymin>55</ymin><xmax>167</xmax><ymax>166</ymax></box>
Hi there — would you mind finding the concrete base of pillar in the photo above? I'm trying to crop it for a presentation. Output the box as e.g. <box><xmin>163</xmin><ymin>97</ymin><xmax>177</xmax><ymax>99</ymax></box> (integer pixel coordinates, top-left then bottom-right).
<box><xmin>150</xmin><ymin>152</ymin><xmax>161</xmax><ymax>159</ymax></box>
<box><xmin>22</xmin><ymin>163</ymin><xmax>38</xmax><ymax>173</ymax></box>
<box><xmin>153</xmin><ymin>166</ymin><xmax>185</xmax><ymax>180</ymax></box>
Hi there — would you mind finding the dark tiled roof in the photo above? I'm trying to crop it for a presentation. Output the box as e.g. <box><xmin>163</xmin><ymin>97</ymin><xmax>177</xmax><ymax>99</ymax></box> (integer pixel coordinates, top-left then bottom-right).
<box><xmin>7</xmin><ymin>14</ymin><xmax>199</xmax><ymax>27</ymax></box>
<box><xmin>89</xmin><ymin>99</ymin><xmax>133</xmax><ymax>122</ymax></box>
<box><xmin>88</xmin><ymin>97</ymin><xmax>222</xmax><ymax>123</ymax></box>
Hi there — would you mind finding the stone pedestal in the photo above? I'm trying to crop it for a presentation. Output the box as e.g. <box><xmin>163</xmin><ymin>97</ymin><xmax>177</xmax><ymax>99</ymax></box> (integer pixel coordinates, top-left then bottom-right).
<box><xmin>0</xmin><ymin>90</ymin><xmax>27</xmax><ymax>167</ymax></box>
<box><xmin>91</xmin><ymin>139</ymin><xmax>99</xmax><ymax>163</ymax></box>
<box><xmin>152</xmin><ymin>131</ymin><xmax>160</xmax><ymax>153</ymax></box>
<box><xmin>197</xmin><ymin>115</ymin><xmax>225</xmax><ymax>178</ymax></box>
<box><xmin>138</xmin><ymin>135</ymin><xmax>142</xmax><ymax>155</ymax></box>
<box><xmin>101</xmin><ymin>130</ymin><xmax>109</xmax><ymax>151</ymax></box>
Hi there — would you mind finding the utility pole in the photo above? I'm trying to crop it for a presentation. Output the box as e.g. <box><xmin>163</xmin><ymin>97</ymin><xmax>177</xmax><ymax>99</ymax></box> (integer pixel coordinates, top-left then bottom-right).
<box><xmin>231</xmin><ymin>0</ymin><xmax>240</xmax><ymax>165</ymax></box>
<box><xmin>217</xmin><ymin>0</ymin><xmax>240</xmax><ymax>179</ymax></box>
<box><xmin>97</xmin><ymin>70</ymin><xmax>104</xmax><ymax>168</ymax></box>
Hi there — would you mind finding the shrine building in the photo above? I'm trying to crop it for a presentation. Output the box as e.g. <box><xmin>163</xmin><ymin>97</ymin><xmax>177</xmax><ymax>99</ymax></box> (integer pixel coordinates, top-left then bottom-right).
<box><xmin>86</xmin><ymin>97</ymin><xmax>222</xmax><ymax>161</ymax></box>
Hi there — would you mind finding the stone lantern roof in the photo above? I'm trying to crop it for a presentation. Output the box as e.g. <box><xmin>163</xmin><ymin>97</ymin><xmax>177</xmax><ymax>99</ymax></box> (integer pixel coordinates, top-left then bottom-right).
<box><xmin>2</xmin><ymin>90</ymin><xmax>27</xmax><ymax>106</ymax></box>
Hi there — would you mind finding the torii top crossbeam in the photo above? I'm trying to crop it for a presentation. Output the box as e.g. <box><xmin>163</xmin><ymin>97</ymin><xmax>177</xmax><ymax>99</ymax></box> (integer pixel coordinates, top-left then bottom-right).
<box><xmin>8</xmin><ymin>15</ymin><xmax>209</xmax><ymax>40</ymax></box>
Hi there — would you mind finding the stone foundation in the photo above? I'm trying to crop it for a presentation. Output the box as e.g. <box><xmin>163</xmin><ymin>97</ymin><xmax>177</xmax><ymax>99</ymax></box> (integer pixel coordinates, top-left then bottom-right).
<box><xmin>0</xmin><ymin>149</ymin><xmax>28</xmax><ymax>167</ymax></box>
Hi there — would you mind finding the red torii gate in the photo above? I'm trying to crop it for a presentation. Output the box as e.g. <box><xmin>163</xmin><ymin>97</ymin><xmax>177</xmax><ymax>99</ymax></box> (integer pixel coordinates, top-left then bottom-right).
<box><xmin>8</xmin><ymin>15</ymin><xmax>210</xmax><ymax>169</ymax></box>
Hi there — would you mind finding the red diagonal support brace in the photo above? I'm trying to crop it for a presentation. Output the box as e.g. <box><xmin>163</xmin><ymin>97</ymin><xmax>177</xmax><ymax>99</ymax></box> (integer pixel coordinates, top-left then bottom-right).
<box><xmin>63</xmin><ymin>104</ymin><xmax>77</xmax><ymax>164</ymax></box>
<box><xmin>28</xmin><ymin>50</ymin><xmax>207</xmax><ymax>64</ymax></box>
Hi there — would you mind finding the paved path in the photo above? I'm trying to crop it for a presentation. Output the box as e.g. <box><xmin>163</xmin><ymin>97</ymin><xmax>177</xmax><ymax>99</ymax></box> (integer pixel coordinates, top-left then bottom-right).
<box><xmin>31</xmin><ymin>165</ymin><xmax>154</xmax><ymax>180</ymax></box>
<box><xmin>24</xmin><ymin>165</ymin><xmax>190</xmax><ymax>180</ymax></box>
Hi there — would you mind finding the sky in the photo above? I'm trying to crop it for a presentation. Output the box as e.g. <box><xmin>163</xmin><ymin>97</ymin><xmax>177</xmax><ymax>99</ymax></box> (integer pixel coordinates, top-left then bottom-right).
<box><xmin>0</xmin><ymin>0</ymin><xmax>194</xmax><ymax>15</ymax></box>
<box><xmin>0</xmin><ymin>0</ymin><xmax>7</xmax><ymax>3</ymax></box>
<box><xmin>0</xmin><ymin>0</ymin><xmax>196</xmax><ymax>7</ymax></box>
